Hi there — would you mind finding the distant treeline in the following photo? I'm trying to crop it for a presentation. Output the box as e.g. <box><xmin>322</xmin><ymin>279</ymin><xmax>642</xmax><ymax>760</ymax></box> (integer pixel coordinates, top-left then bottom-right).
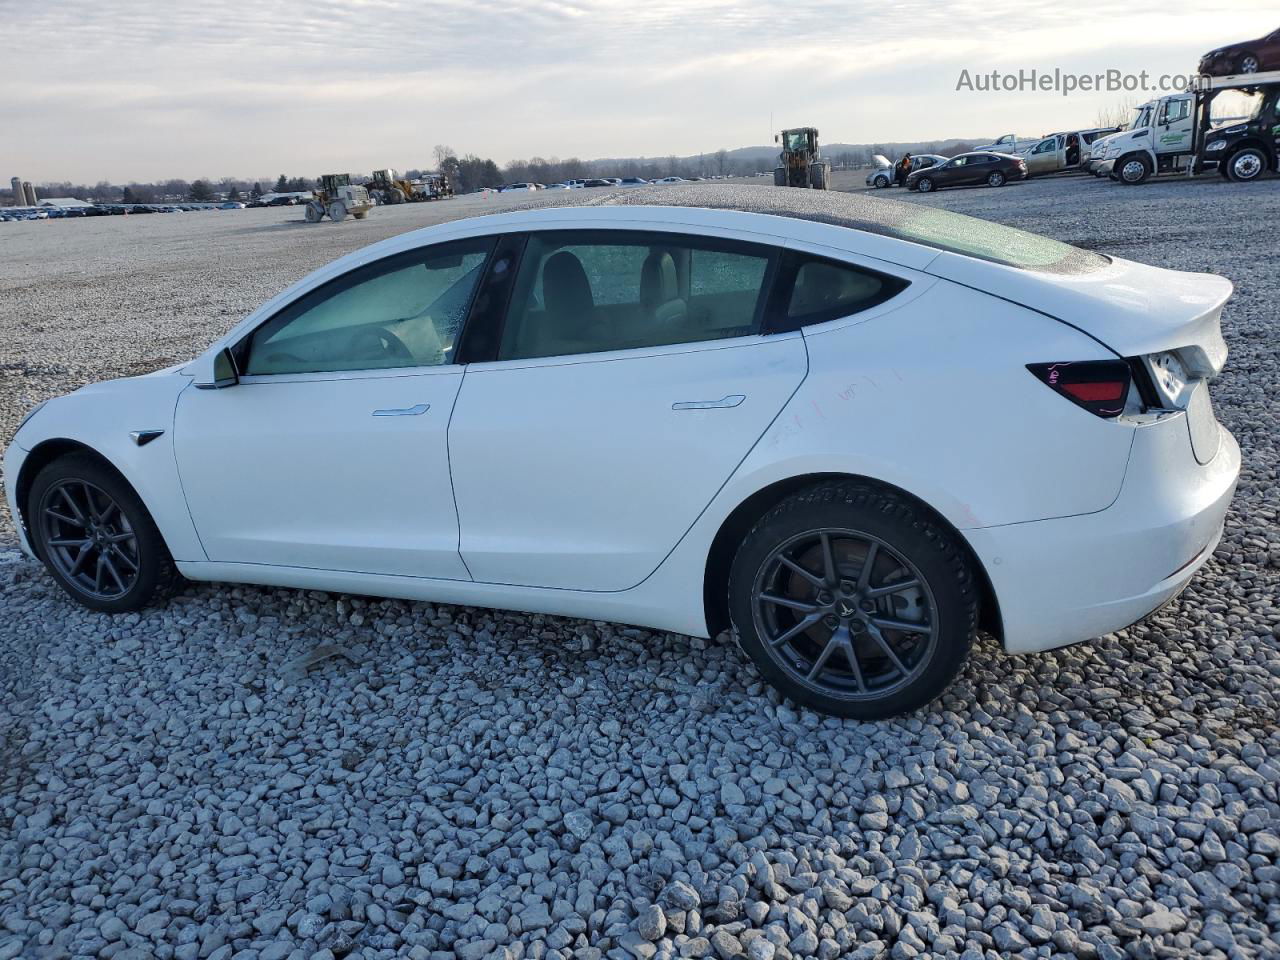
<box><xmin>2</xmin><ymin>140</ymin><xmax>985</xmax><ymax>205</ymax></box>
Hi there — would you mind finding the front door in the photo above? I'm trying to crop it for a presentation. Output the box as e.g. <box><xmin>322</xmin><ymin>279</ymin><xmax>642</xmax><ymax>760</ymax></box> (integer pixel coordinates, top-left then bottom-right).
<box><xmin>1025</xmin><ymin>137</ymin><xmax>1062</xmax><ymax>175</ymax></box>
<box><xmin>449</xmin><ymin>228</ymin><xmax>809</xmax><ymax>591</ymax></box>
<box><xmin>175</xmin><ymin>237</ymin><xmax>493</xmax><ymax>578</ymax></box>
<box><xmin>1156</xmin><ymin>96</ymin><xmax>1194</xmax><ymax>156</ymax></box>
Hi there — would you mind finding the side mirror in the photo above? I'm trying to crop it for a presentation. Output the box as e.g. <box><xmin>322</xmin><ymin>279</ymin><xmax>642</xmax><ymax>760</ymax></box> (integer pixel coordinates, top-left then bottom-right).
<box><xmin>192</xmin><ymin>347</ymin><xmax>239</xmax><ymax>389</ymax></box>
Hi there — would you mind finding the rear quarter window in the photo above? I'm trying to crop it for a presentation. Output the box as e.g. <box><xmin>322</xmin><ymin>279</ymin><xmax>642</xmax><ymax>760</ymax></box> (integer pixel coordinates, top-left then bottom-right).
<box><xmin>770</xmin><ymin>253</ymin><xmax>909</xmax><ymax>331</ymax></box>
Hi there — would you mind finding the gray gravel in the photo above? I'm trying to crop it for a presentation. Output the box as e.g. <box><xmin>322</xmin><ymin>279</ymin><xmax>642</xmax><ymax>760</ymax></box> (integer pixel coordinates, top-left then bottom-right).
<box><xmin>2</xmin><ymin>175</ymin><xmax>1279</xmax><ymax>960</ymax></box>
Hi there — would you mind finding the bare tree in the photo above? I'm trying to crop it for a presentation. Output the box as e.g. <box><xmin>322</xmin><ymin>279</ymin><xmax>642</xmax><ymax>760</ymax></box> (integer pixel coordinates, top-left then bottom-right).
<box><xmin>433</xmin><ymin>145</ymin><xmax>457</xmax><ymax>170</ymax></box>
<box><xmin>1096</xmin><ymin>98</ymin><xmax>1138</xmax><ymax>130</ymax></box>
<box><xmin>715</xmin><ymin>149</ymin><xmax>729</xmax><ymax>176</ymax></box>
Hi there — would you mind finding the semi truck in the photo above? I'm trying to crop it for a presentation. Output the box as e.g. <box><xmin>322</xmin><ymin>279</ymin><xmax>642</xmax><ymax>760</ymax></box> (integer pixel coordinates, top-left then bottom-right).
<box><xmin>1095</xmin><ymin>70</ymin><xmax>1280</xmax><ymax>183</ymax></box>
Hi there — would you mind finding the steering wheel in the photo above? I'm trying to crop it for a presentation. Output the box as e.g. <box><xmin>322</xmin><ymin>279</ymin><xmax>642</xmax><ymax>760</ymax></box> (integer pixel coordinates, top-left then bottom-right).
<box><xmin>348</xmin><ymin>326</ymin><xmax>414</xmax><ymax>364</ymax></box>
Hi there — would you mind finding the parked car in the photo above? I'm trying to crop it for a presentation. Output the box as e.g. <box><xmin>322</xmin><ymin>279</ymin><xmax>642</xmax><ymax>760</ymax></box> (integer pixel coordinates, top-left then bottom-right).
<box><xmin>266</xmin><ymin>196</ymin><xmax>298</xmax><ymax>207</ymax></box>
<box><xmin>4</xmin><ymin>189</ymin><xmax>1239</xmax><ymax>719</ymax></box>
<box><xmin>219</xmin><ymin>201</ymin><xmax>246</xmax><ymax>210</ymax></box>
<box><xmin>617</xmin><ymin>177</ymin><xmax>650</xmax><ymax>187</ymax></box>
<box><xmin>582</xmin><ymin>178</ymin><xmax>613</xmax><ymax>188</ymax></box>
<box><xmin>499</xmin><ymin>183</ymin><xmax>539</xmax><ymax>192</ymax></box>
<box><xmin>652</xmin><ymin>177</ymin><xmax>686</xmax><ymax>184</ymax></box>
<box><xmin>907</xmin><ymin>152</ymin><xmax>1027</xmax><ymax>192</ymax></box>
<box><xmin>1199</xmin><ymin>27</ymin><xmax>1280</xmax><ymax>76</ymax></box>
<box><xmin>974</xmin><ymin>134</ymin><xmax>1037</xmax><ymax>155</ymax></box>
<box><xmin>866</xmin><ymin>154</ymin><xmax>947</xmax><ymax>188</ymax></box>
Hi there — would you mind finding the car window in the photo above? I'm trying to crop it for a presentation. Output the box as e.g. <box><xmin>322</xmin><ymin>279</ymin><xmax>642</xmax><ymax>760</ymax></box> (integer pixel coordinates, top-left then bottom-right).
<box><xmin>1160</xmin><ymin>99</ymin><xmax>1190</xmax><ymax>124</ymax></box>
<box><xmin>1034</xmin><ymin>139</ymin><xmax>1056</xmax><ymax>153</ymax></box>
<box><xmin>242</xmin><ymin>238</ymin><xmax>493</xmax><ymax>375</ymax></box>
<box><xmin>497</xmin><ymin>231</ymin><xmax>776</xmax><ymax>361</ymax></box>
<box><xmin>950</xmin><ymin>157</ymin><xmax>968</xmax><ymax>167</ymax></box>
<box><xmin>782</xmin><ymin>255</ymin><xmax>909</xmax><ymax>328</ymax></box>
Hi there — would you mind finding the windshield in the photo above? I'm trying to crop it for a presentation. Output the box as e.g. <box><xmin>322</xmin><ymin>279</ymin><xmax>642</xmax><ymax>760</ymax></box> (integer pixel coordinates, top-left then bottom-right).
<box><xmin>784</xmin><ymin>131</ymin><xmax>809</xmax><ymax>151</ymax></box>
<box><xmin>1133</xmin><ymin>105</ymin><xmax>1153</xmax><ymax>128</ymax></box>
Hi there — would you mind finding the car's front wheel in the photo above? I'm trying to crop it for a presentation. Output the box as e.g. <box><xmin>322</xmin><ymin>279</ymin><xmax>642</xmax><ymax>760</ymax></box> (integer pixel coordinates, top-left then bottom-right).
<box><xmin>1117</xmin><ymin>154</ymin><xmax>1152</xmax><ymax>184</ymax></box>
<box><xmin>29</xmin><ymin>453</ymin><xmax>175</xmax><ymax>613</ymax></box>
<box><xmin>728</xmin><ymin>482</ymin><xmax>978</xmax><ymax>720</ymax></box>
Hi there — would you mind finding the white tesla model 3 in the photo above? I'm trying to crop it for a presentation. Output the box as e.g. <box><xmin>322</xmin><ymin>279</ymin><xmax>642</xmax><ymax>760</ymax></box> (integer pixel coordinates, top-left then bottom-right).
<box><xmin>4</xmin><ymin>188</ymin><xmax>1240</xmax><ymax>719</ymax></box>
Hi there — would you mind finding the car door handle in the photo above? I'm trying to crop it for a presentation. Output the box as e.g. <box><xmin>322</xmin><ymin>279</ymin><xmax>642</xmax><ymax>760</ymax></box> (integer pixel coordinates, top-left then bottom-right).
<box><xmin>672</xmin><ymin>395</ymin><xmax>745</xmax><ymax>411</ymax></box>
<box><xmin>372</xmin><ymin>403</ymin><xmax>430</xmax><ymax>417</ymax></box>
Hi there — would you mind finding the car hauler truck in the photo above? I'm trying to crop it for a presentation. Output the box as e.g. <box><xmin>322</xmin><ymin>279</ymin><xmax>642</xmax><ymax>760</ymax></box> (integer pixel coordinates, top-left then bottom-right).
<box><xmin>1097</xmin><ymin>70</ymin><xmax>1280</xmax><ymax>183</ymax></box>
<box><xmin>1193</xmin><ymin>74</ymin><xmax>1280</xmax><ymax>181</ymax></box>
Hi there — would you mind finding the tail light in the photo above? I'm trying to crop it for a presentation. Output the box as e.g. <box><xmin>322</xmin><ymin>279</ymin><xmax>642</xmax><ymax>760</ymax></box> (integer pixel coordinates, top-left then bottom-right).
<box><xmin>1027</xmin><ymin>360</ymin><xmax>1131</xmax><ymax>418</ymax></box>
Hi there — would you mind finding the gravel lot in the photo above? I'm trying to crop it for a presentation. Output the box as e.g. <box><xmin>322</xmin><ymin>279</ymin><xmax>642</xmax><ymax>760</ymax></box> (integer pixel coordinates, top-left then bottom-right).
<box><xmin>1</xmin><ymin>175</ymin><xmax>1278</xmax><ymax>960</ymax></box>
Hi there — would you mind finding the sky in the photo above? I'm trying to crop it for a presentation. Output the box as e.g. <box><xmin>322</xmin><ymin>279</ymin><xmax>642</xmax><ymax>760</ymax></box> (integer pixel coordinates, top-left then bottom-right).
<box><xmin>3</xmin><ymin>1</ymin><xmax>1276</xmax><ymax>183</ymax></box>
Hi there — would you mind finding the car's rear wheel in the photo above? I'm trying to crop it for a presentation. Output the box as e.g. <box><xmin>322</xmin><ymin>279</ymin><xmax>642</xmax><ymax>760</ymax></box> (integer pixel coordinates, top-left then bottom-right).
<box><xmin>1240</xmin><ymin>53</ymin><xmax>1259</xmax><ymax>74</ymax></box>
<box><xmin>29</xmin><ymin>454</ymin><xmax>175</xmax><ymax>613</ymax></box>
<box><xmin>728</xmin><ymin>482</ymin><xmax>977</xmax><ymax>719</ymax></box>
<box><xmin>916</xmin><ymin>176</ymin><xmax>934</xmax><ymax>193</ymax></box>
<box><xmin>1226</xmin><ymin>147</ymin><xmax>1267</xmax><ymax>182</ymax></box>
<box><xmin>987</xmin><ymin>171</ymin><xmax>1006</xmax><ymax>187</ymax></box>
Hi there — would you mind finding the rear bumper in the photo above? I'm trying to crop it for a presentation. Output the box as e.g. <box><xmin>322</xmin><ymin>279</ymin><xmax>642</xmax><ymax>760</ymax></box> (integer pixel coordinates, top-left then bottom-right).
<box><xmin>966</xmin><ymin>413</ymin><xmax>1240</xmax><ymax>654</ymax></box>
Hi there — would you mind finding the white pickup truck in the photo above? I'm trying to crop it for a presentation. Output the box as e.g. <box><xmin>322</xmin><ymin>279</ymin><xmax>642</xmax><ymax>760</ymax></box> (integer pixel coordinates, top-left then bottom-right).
<box><xmin>1094</xmin><ymin>70</ymin><xmax>1280</xmax><ymax>183</ymax></box>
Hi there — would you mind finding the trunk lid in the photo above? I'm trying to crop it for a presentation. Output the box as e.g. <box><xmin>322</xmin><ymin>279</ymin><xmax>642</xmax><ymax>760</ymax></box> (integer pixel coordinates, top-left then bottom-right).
<box><xmin>925</xmin><ymin>251</ymin><xmax>1231</xmax><ymax>377</ymax></box>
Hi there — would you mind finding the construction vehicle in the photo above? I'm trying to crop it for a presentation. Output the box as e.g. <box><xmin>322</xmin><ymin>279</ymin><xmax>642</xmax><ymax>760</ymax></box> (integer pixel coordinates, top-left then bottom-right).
<box><xmin>305</xmin><ymin>174</ymin><xmax>373</xmax><ymax>222</ymax></box>
<box><xmin>414</xmin><ymin>173</ymin><xmax>454</xmax><ymax>200</ymax></box>
<box><xmin>367</xmin><ymin>169</ymin><xmax>415</xmax><ymax>205</ymax></box>
<box><xmin>773</xmin><ymin>127</ymin><xmax>831</xmax><ymax>189</ymax></box>
<box><xmin>367</xmin><ymin>169</ymin><xmax>454</xmax><ymax>204</ymax></box>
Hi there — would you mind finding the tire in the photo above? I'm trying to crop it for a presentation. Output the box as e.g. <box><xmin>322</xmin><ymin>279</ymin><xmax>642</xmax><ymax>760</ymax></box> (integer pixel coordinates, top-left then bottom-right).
<box><xmin>809</xmin><ymin>163</ymin><xmax>829</xmax><ymax>190</ymax></box>
<box><xmin>1226</xmin><ymin>147</ymin><xmax>1268</xmax><ymax>182</ymax></box>
<box><xmin>389</xmin><ymin>187</ymin><xmax>406</xmax><ymax>204</ymax></box>
<box><xmin>353</xmin><ymin>210</ymin><xmax>369</xmax><ymax>219</ymax></box>
<box><xmin>727</xmin><ymin>482</ymin><xmax>978</xmax><ymax>720</ymax></box>
<box><xmin>1116</xmin><ymin>154</ymin><xmax>1151</xmax><ymax>184</ymax></box>
<box><xmin>987</xmin><ymin>170</ymin><xmax>1006</xmax><ymax>187</ymax></box>
<box><xmin>916</xmin><ymin>176</ymin><xmax>934</xmax><ymax>193</ymax></box>
<box><xmin>304</xmin><ymin>202</ymin><xmax>323</xmax><ymax>222</ymax></box>
<box><xmin>1240</xmin><ymin>53</ymin><xmax>1259</xmax><ymax>74</ymax></box>
<box><xmin>773</xmin><ymin>167</ymin><xmax>786</xmax><ymax>187</ymax></box>
<box><xmin>28</xmin><ymin>453</ymin><xmax>176</xmax><ymax>613</ymax></box>
<box><xmin>327</xmin><ymin>201</ymin><xmax>347</xmax><ymax>222</ymax></box>
<box><xmin>873</xmin><ymin>174</ymin><xmax>889</xmax><ymax>188</ymax></box>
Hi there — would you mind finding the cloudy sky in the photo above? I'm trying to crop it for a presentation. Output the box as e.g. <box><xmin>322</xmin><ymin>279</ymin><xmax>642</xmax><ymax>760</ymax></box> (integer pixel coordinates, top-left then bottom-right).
<box><xmin>4</xmin><ymin>1</ymin><xmax>1276</xmax><ymax>183</ymax></box>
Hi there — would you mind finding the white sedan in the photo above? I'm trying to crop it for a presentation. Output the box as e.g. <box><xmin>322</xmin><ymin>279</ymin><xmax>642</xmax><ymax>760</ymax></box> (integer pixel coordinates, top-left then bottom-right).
<box><xmin>5</xmin><ymin>188</ymin><xmax>1240</xmax><ymax>719</ymax></box>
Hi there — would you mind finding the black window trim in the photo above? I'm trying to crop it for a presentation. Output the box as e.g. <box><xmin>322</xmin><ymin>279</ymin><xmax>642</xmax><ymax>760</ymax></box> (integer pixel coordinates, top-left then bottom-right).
<box><xmin>231</xmin><ymin>235</ymin><xmax>498</xmax><ymax>376</ymax></box>
<box><xmin>467</xmin><ymin>227</ymin><xmax>786</xmax><ymax>365</ymax></box>
<box><xmin>762</xmin><ymin>250</ymin><xmax>912</xmax><ymax>334</ymax></box>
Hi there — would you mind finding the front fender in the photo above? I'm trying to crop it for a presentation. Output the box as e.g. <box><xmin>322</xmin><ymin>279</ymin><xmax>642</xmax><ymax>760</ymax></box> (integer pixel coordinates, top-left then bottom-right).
<box><xmin>9</xmin><ymin>374</ymin><xmax>206</xmax><ymax>562</ymax></box>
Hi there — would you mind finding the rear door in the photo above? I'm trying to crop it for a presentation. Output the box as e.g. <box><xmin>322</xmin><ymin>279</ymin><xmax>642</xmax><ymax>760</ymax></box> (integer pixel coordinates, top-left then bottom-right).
<box><xmin>449</xmin><ymin>228</ymin><xmax>807</xmax><ymax>591</ymax></box>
